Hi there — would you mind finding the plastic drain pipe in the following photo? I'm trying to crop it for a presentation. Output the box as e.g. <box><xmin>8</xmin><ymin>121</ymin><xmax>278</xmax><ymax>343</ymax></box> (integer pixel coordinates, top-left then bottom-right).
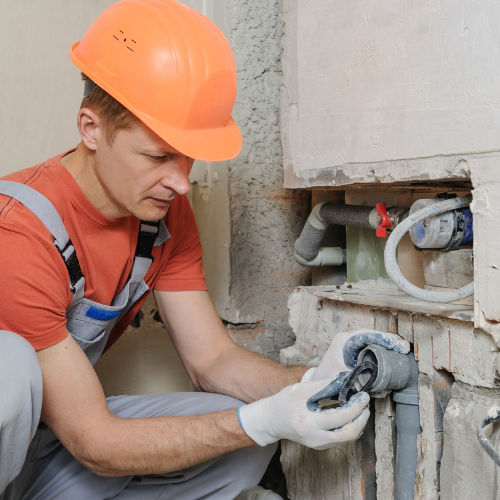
<box><xmin>384</xmin><ymin>195</ymin><xmax>473</xmax><ymax>303</ymax></box>
<box><xmin>294</xmin><ymin>203</ymin><xmax>382</xmax><ymax>266</ymax></box>
<box><xmin>357</xmin><ymin>345</ymin><xmax>421</xmax><ymax>500</ymax></box>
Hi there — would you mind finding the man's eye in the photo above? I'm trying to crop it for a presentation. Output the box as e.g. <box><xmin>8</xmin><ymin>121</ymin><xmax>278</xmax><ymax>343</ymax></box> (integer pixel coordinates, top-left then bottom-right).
<box><xmin>149</xmin><ymin>155</ymin><xmax>167</xmax><ymax>161</ymax></box>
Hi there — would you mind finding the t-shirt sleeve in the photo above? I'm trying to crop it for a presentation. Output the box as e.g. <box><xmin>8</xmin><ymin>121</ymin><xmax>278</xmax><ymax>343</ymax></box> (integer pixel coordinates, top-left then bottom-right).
<box><xmin>154</xmin><ymin>196</ymin><xmax>208</xmax><ymax>292</ymax></box>
<box><xmin>0</xmin><ymin>222</ymin><xmax>71</xmax><ymax>350</ymax></box>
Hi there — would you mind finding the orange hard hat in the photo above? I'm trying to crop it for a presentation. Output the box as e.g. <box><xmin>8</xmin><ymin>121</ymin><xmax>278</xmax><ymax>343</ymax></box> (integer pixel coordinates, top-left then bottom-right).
<box><xmin>70</xmin><ymin>0</ymin><xmax>241</xmax><ymax>162</ymax></box>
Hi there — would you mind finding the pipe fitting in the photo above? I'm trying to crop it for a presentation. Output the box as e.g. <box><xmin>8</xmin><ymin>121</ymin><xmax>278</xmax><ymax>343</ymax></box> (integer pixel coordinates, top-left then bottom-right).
<box><xmin>368</xmin><ymin>208</ymin><xmax>381</xmax><ymax>230</ymax></box>
<box><xmin>294</xmin><ymin>202</ymin><xmax>410</xmax><ymax>267</ymax></box>
<box><xmin>309</xmin><ymin>202</ymin><xmax>329</xmax><ymax>230</ymax></box>
<box><xmin>357</xmin><ymin>345</ymin><xmax>421</xmax><ymax>500</ymax></box>
<box><xmin>357</xmin><ymin>344</ymin><xmax>419</xmax><ymax>404</ymax></box>
<box><xmin>294</xmin><ymin>247</ymin><xmax>345</xmax><ymax>267</ymax></box>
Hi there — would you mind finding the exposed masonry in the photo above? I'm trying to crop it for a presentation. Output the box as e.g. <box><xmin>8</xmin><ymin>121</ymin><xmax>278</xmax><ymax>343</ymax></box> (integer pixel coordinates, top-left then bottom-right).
<box><xmin>224</xmin><ymin>0</ymin><xmax>310</xmax><ymax>359</ymax></box>
<box><xmin>282</xmin><ymin>287</ymin><xmax>500</xmax><ymax>500</ymax></box>
<box><xmin>279</xmin><ymin>1</ymin><xmax>500</xmax><ymax>496</ymax></box>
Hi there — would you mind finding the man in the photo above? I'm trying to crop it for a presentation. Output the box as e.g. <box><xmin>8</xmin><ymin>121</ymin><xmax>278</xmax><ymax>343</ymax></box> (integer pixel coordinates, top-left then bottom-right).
<box><xmin>0</xmin><ymin>1</ymin><xmax>410</xmax><ymax>498</ymax></box>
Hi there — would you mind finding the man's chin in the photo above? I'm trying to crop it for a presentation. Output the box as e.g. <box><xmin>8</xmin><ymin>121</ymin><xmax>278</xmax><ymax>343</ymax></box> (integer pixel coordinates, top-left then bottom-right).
<box><xmin>132</xmin><ymin>204</ymin><xmax>170</xmax><ymax>222</ymax></box>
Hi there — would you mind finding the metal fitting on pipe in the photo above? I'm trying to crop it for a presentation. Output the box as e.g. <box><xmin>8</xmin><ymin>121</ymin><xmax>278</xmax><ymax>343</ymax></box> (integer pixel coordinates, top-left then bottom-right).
<box><xmin>357</xmin><ymin>345</ymin><xmax>421</xmax><ymax>500</ymax></box>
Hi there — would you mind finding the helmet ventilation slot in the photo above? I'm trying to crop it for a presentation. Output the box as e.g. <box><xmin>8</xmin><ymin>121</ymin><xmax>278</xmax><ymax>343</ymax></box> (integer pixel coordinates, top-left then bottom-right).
<box><xmin>113</xmin><ymin>30</ymin><xmax>136</xmax><ymax>52</ymax></box>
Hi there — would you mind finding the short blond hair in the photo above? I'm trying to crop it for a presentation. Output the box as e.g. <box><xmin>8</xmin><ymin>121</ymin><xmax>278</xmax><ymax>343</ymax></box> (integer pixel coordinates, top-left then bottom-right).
<box><xmin>80</xmin><ymin>73</ymin><xmax>138</xmax><ymax>143</ymax></box>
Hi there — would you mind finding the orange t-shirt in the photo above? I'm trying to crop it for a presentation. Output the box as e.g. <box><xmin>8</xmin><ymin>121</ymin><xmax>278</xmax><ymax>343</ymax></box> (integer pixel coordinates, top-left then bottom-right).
<box><xmin>0</xmin><ymin>151</ymin><xmax>207</xmax><ymax>352</ymax></box>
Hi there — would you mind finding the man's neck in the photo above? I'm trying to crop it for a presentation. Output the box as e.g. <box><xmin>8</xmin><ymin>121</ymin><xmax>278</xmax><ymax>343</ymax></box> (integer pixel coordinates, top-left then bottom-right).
<box><xmin>60</xmin><ymin>144</ymin><xmax>123</xmax><ymax>220</ymax></box>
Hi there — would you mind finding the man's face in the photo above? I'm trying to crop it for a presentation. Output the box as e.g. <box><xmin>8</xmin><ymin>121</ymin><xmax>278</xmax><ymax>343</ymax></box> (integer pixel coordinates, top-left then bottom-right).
<box><xmin>93</xmin><ymin>120</ymin><xmax>194</xmax><ymax>221</ymax></box>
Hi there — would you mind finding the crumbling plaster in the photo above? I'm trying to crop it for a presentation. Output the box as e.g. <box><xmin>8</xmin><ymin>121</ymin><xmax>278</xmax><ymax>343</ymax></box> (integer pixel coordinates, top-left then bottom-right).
<box><xmin>282</xmin><ymin>288</ymin><xmax>500</xmax><ymax>499</ymax></box>
<box><xmin>281</xmin><ymin>0</ymin><xmax>500</xmax><ymax>341</ymax></box>
<box><xmin>220</xmin><ymin>0</ymin><xmax>311</xmax><ymax>358</ymax></box>
<box><xmin>280</xmin><ymin>0</ymin><xmax>500</xmax><ymax>497</ymax></box>
<box><xmin>184</xmin><ymin>0</ymin><xmax>312</xmax><ymax>360</ymax></box>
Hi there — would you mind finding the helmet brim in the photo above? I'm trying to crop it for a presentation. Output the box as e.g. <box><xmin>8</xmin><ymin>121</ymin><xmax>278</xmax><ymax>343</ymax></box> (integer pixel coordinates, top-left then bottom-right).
<box><xmin>71</xmin><ymin>42</ymin><xmax>242</xmax><ymax>162</ymax></box>
<box><xmin>138</xmin><ymin>112</ymin><xmax>242</xmax><ymax>162</ymax></box>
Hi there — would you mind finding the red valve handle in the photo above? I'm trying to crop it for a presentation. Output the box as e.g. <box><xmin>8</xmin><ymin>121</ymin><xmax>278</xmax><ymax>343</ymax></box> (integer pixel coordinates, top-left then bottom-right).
<box><xmin>376</xmin><ymin>202</ymin><xmax>391</xmax><ymax>238</ymax></box>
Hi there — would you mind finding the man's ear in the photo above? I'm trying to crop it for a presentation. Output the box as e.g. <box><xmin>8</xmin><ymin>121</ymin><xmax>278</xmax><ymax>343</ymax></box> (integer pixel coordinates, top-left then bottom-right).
<box><xmin>77</xmin><ymin>108</ymin><xmax>103</xmax><ymax>151</ymax></box>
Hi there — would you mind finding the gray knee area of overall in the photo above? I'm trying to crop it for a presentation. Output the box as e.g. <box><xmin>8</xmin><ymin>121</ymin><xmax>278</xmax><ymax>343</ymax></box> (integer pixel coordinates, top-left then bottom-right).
<box><xmin>0</xmin><ymin>331</ymin><xmax>43</xmax><ymax>495</ymax></box>
<box><xmin>0</xmin><ymin>331</ymin><xmax>42</xmax><ymax>407</ymax></box>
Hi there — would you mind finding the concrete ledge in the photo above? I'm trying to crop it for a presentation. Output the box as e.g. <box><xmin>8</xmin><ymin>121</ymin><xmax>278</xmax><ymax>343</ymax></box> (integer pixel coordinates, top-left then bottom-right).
<box><xmin>291</xmin><ymin>283</ymin><xmax>474</xmax><ymax>323</ymax></box>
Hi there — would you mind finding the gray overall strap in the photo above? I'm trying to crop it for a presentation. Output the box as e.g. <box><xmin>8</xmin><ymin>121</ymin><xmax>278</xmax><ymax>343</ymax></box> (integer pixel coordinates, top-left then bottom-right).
<box><xmin>0</xmin><ymin>181</ymin><xmax>70</xmax><ymax>250</ymax></box>
<box><xmin>0</xmin><ymin>181</ymin><xmax>85</xmax><ymax>300</ymax></box>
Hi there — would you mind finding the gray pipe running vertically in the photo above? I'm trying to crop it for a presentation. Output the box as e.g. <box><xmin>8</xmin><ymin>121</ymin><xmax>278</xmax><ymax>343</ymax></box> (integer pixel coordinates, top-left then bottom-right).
<box><xmin>393</xmin><ymin>357</ymin><xmax>420</xmax><ymax>500</ymax></box>
<box><xmin>357</xmin><ymin>346</ymin><xmax>421</xmax><ymax>500</ymax></box>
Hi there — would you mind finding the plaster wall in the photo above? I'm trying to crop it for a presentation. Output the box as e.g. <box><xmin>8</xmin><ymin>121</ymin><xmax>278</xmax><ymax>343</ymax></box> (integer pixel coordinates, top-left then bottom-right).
<box><xmin>0</xmin><ymin>0</ymin><xmax>112</xmax><ymax>176</ymax></box>
<box><xmin>280</xmin><ymin>0</ymin><xmax>500</xmax><ymax>340</ymax></box>
<box><xmin>282</xmin><ymin>0</ymin><xmax>500</xmax><ymax>186</ymax></box>
<box><xmin>185</xmin><ymin>0</ymin><xmax>313</xmax><ymax>359</ymax></box>
<box><xmin>219</xmin><ymin>0</ymin><xmax>311</xmax><ymax>358</ymax></box>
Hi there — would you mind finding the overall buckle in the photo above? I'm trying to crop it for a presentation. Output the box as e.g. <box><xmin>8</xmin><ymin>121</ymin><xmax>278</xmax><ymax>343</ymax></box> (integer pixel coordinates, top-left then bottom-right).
<box><xmin>57</xmin><ymin>241</ymin><xmax>84</xmax><ymax>294</ymax></box>
<box><xmin>135</xmin><ymin>220</ymin><xmax>161</xmax><ymax>261</ymax></box>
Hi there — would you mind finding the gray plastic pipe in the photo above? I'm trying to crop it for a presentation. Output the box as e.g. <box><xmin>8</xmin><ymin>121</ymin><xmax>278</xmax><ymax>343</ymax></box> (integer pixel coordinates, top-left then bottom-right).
<box><xmin>294</xmin><ymin>202</ymin><xmax>379</xmax><ymax>266</ymax></box>
<box><xmin>358</xmin><ymin>345</ymin><xmax>421</xmax><ymax>500</ymax></box>
<box><xmin>384</xmin><ymin>195</ymin><xmax>473</xmax><ymax>303</ymax></box>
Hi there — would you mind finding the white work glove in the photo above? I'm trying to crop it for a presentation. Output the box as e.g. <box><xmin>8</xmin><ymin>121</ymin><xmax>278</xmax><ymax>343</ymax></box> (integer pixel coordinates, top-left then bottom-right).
<box><xmin>238</xmin><ymin>379</ymin><xmax>370</xmax><ymax>450</ymax></box>
<box><xmin>301</xmin><ymin>329</ymin><xmax>411</xmax><ymax>383</ymax></box>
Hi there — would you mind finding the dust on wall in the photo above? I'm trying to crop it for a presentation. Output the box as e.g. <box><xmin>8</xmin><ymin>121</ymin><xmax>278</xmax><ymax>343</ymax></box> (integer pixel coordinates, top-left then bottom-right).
<box><xmin>224</xmin><ymin>0</ymin><xmax>311</xmax><ymax>359</ymax></box>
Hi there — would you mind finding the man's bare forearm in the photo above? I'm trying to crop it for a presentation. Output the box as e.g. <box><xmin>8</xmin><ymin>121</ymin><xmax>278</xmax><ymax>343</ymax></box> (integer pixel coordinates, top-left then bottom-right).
<box><xmin>154</xmin><ymin>290</ymin><xmax>308</xmax><ymax>403</ymax></box>
<box><xmin>198</xmin><ymin>343</ymin><xmax>308</xmax><ymax>403</ymax></box>
<box><xmin>70</xmin><ymin>408</ymin><xmax>254</xmax><ymax>477</ymax></box>
<box><xmin>37</xmin><ymin>335</ymin><xmax>255</xmax><ymax>479</ymax></box>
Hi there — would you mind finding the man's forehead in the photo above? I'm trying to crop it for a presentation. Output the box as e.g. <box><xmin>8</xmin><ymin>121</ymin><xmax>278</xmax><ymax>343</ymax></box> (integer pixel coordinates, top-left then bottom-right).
<box><xmin>125</xmin><ymin>122</ymin><xmax>186</xmax><ymax>157</ymax></box>
<box><xmin>132</xmin><ymin>144</ymin><xmax>185</xmax><ymax>157</ymax></box>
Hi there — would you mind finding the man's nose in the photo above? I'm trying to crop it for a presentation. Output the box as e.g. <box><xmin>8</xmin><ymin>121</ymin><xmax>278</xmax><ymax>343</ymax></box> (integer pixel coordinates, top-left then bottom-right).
<box><xmin>161</xmin><ymin>157</ymin><xmax>191</xmax><ymax>195</ymax></box>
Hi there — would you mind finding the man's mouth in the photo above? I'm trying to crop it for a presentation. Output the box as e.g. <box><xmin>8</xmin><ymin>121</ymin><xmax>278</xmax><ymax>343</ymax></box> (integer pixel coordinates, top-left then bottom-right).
<box><xmin>150</xmin><ymin>197</ymin><xmax>173</xmax><ymax>207</ymax></box>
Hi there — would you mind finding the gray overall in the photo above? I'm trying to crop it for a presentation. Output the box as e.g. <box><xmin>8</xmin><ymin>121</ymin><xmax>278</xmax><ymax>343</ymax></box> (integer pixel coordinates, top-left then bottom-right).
<box><xmin>0</xmin><ymin>181</ymin><xmax>276</xmax><ymax>500</ymax></box>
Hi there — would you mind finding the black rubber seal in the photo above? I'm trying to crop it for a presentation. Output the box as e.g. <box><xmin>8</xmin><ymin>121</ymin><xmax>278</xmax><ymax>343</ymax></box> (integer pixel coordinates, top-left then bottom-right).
<box><xmin>338</xmin><ymin>361</ymin><xmax>378</xmax><ymax>407</ymax></box>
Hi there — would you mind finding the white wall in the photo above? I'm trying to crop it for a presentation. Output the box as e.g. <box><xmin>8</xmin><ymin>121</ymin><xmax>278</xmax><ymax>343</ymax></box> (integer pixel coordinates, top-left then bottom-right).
<box><xmin>0</xmin><ymin>1</ymin><xmax>117</xmax><ymax>175</ymax></box>
<box><xmin>283</xmin><ymin>0</ymin><xmax>500</xmax><ymax>179</ymax></box>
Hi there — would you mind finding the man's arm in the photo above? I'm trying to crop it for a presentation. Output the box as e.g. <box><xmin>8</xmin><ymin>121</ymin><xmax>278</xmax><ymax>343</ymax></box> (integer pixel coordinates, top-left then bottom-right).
<box><xmin>154</xmin><ymin>290</ymin><xmax>307</xmax><ymax>402</ymax></box>
<box><xmin>38</xmin><ymin>333</ymin><xmax>254</xmax><ymax>477</ymax></box>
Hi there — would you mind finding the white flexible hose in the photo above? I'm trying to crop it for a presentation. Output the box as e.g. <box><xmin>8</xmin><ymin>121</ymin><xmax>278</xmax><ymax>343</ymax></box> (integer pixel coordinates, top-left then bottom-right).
<box><xmin>384</xmin><ymin>196</ymin><xmax>473</xmax><ymax>303</ymax></box>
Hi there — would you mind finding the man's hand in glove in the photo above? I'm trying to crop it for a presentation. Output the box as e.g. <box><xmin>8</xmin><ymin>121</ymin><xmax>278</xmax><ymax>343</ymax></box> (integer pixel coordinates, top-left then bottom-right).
<box><xmin>238</xmin><ymin>379</ymin><xmax>370</xmax><ymax>450</ymax></box>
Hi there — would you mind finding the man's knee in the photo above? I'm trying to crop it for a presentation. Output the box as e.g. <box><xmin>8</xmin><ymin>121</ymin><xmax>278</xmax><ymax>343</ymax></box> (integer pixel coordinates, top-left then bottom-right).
<box><xmin>0</xmin><ymin>331</ymin><xmax>42</xmax><ymax>421</ymax></box>
<box><xmin>0</xmin><ymin>332</ymin><xmax>43</xmax><ymax>494</ymax></box>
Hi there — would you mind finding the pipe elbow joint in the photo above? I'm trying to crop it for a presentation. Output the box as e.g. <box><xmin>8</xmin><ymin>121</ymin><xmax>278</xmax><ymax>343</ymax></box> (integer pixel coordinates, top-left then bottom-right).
<box><xmin>309</xmin><ymin>202</ymin><xmax>329</xmax><ymax>230</ymax></box>
<box><xmin>294</xmin><ymin>247</ymin><xmax>345</xmax><ymax>267</ymax></box>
